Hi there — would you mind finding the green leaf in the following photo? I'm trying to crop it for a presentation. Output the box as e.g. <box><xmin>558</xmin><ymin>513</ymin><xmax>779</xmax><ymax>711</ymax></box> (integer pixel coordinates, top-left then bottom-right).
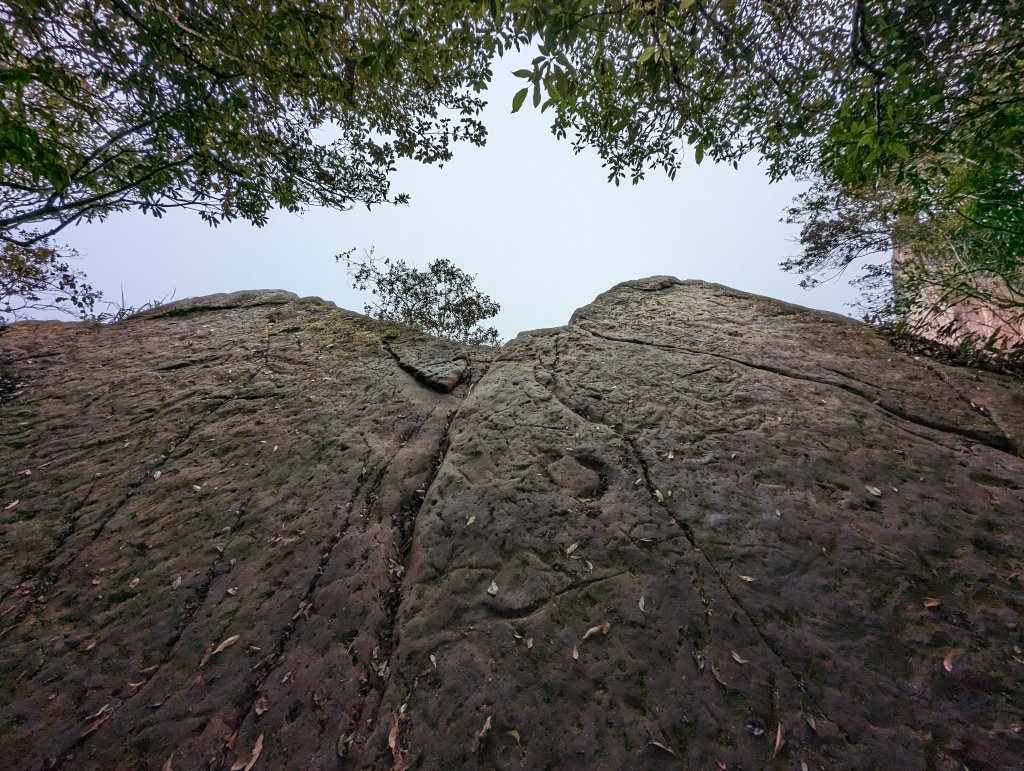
<box><xmin>511</xmin><ymin>87</ymin><xmax>528</xmax><ymax>113</ymax></box>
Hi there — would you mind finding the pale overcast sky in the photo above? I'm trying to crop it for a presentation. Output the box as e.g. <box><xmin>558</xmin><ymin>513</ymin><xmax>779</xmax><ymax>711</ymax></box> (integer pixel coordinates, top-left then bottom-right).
<box><xmin>62</xmin><ymin>53</ymin><xmax>862</xmax><ymax>340</ymax></box>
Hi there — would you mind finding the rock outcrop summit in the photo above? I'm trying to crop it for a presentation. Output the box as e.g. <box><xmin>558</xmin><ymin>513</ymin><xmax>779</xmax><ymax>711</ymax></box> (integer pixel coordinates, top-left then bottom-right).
<box><xmin>2</xmin><ymin>278</ymin><xmax>1022</xmax><ymax>769</ymax></box>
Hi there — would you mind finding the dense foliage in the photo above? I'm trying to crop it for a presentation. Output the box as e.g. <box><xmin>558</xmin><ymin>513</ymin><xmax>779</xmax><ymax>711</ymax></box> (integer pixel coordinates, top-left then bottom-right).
<box><xmin>3</xmin><ymin>1</ymin><xmax>1022</xmax><ymax>337</ymax></box>
<box><xmin>338</xmin><ymin>249</ymin><xmax>501</xmax><ymax>345</ymax></box>
<box><xmin>506</xmin><ymin>0</ymin><xmax>1023</xmax><ymax>337</ymax></box>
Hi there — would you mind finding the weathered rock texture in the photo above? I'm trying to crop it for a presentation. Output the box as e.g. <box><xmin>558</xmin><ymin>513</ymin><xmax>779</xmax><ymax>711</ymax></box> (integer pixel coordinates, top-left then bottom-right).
<box><xmin>1</xmin><ymin>279</ymin><xmax>1023</xmax><ymax>770</ymax></box>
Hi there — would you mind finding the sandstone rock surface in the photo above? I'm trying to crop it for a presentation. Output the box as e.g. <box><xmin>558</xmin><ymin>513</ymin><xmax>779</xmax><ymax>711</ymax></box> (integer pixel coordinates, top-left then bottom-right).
<box><xmin>1</xmin><ymin>279</ymin><xmax>1022</xmax><ymax>770</ymax></box>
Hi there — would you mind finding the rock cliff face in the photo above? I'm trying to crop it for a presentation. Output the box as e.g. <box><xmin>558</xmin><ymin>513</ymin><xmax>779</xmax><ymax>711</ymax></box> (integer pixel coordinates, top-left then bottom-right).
<box><xmin>1</xmin><ymin>279</ymin><xmax>1023</xmax><ymax>770</ymax></box>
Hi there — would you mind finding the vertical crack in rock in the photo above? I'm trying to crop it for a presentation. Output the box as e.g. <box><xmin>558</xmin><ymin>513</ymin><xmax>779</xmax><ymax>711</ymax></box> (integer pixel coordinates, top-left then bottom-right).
<box><xmin>49</xmin><ymin>500</ymin><xmax>252</xmax><ymax>769</ymax></box>
<box><xmin>360</xmin><ymin>407</ymin><xmax>457</xmax><ymax>765</ymax></box>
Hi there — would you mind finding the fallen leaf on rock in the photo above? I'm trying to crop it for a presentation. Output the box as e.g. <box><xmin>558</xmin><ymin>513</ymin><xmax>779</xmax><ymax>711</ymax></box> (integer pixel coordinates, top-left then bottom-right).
<box><xmin>430</xmin><ymin>654</ymin><xmax>437</xmax><ymax>668</ymax></box>
<box><xmin>388</xmin><ymin>715</ymin><xmax>400</xmax><ymax>751</ymax></box>
<box><xmin>667</xmin><ymin>450</ymin><xmax>674</xmax><ymax>459</ymax></box>
<box><xmin>525</xmin><ymin>637</ymin><xmax>534</xmax><ymax>649</ymax></box>
<box><xmin>582</xmin><ymin>621</ymin><xmax>611</xmax><ymax>640</ymax></box>
<box><xmin>653</xmin><ymin>489</ymin><xmax>664</xmax><ymax>503</ymax></box>
<box><xmin>923</xmin><ymin>597</ymin><xmax>940</xmax><ymax>609</ymax></box>
<box><xmin>192</xmin><ymin>485</ymin><xmax>202</xmax><ymax>492</ymax></box>
<box><xmin>638</xmin><ymin>596</ymin><xmax>646</xmax><ymax>613</ymax></box>
<box><xmin>4</xmin><ymin>500</ymin><xmax>19</xmax><ymax>510</ymax></box>
<box><xmin>744</xmin><ymin>718</ymin><xmax>765</xmax><ymax>737</ymax></box>
<box><xmin>202</xmin><ymin>634</ymin><xmax>240</xmax><ymax>666</ymax></box>
<box><xmin>471</xmin><ymin>715</ymin><xmax>493</xmax><ymax>753</ymax></box>
<box><xmin>161</xmin><ymin>753</ymin><xmax>174</xmax><ymax>771</ymax></box>
<box><xmin>647</xmin><ymin>740</ymin><xmax>676</xmax><ymax>756</ymax></box>
<box><xmin>152</xmin><ymin>471</ymin><xmax>161</xmax><ymax>480</ymax></box>
<box><xmin>18</xmin><ymin>469</ymin><xmax>31</xmax><ymax>476</ymax></box>
<box><xmin>634</xmin><ymin>476</ymin><xmax>643</xmax><ymax>486</ymax></box>
<box><xmin>254</xmin><ymin>695</ymin><xmax>268</xmax><ymax>716</ymax></box>
<box><xmin>804</xmin><ymin>714</ymin><xmax>817</xmax><ymax>732</ymax></box>
<box><xmin>171</xmin><ymin>575</ymin><xmax>182</xmax><ymax>590</ymax></box>
<box><xmin>486</xmin><ymin>581</ymin><xmax>499</xmax><ymax>596</ymax></box>
<box><xmin>280</xmin><ymin>671</ymin><xmax>293</xmax><ymax>684</ymax></box>
<box><xmin>583</xmin><ymin>559</ymin><xmax>593</xmax><ymax>572</ymax></box>
<box><xmin>506</xmin><ymin>729</ymin><xmax>521</xmax><ymax>745</ymax></box>
<box><xmin>866</xmin><ymin>485</ymin><xmax>882</xmax><ymax>497</ymax></box>
<box><xmin>227</xmin><ymin>587</ymin><xmax>238</xmax><ymax>597</ymax></box>
<box><xmin>730</xmin><ymin>650</ymin><xmax>750</xmax><ymax>664</ymax></box>
<box><xmin>801</xmin><ymin>762</ymin><xmax>809</xmax><ymax>771</ymax></box>
<box><xmin>943</xmin><ymin>650</ymin><xmax>957</xmax><ymax>673</ymax></box>
<box><xmin>129</xmin><ymin>577</ymin><xmax>140</xmax><ymax>589</ymax></box>
<box><xmin>564</xmin><ymin>542</ymin><xmax>578</xmax><ymax>555</ymax></box>
<box><xmin>772</xmin><ymin>722</ymin><xmax>785</xmax><ymax>758</ymax></box>
<box><xmin>230</xmin><ymin>733</ymin><xmax>263</xmax><ymax>771</ymax></box>
<box><xmin>466</xmin><ymin>515</ymin><xmax>476</xmax><ymax>526</ymax></box>
<box><xmin>738</xmin><ymin>575</ymin><xmax>756</xmax><ymax>583</ymax></box>
<box><xmin>84</xmin><ymin>639</ymin><xmax>97</xmax><ymax>651</ymax></box>
<box><xmin>692</xmin><ymin>651</ymin><xmax>706</xmax><ymax>671</ymax></box>
<box><xmin>572</xmin><ymin>645</ymin><xmax>579</xmax><ymax>660</ymax></box>
<box><xmin>711</xmin><ymin>662</ymin><xmax>728</xmax><ymax>687</ymax></box>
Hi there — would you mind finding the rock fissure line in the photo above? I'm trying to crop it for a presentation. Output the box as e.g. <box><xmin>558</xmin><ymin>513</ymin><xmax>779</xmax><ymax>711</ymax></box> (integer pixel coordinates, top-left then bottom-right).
<box><xmin>486</xmin><ymin>570</ymin><xmax>630</xmax><ymax>621</ymax></box>
<box><xmin>360</xmin><ymin>407</ymin><xmax>460</xmax><ymax>766</ymax></box>
<box><xmin>625</xmin><ymin>435</ymin><xmax>810</xmax><ymax>688</ymax></box>
<box><xmin>221</xmin><ymin>496</ymin><xmax>360</xmax><ymax>769</ymax></box>
<box><xmin>51</xmin><ymin>500</ymin><xmax>252</xmax><ymax>769</ymax></box>
<box><xmin>579</xmin><ymin>325</ymin><xmax>1019</xmax><ymax>457</ymax></box>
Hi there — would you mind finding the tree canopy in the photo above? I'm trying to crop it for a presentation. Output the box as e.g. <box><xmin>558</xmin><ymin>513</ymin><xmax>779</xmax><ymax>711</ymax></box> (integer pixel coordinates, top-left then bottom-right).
<box><xmin>339</xmin><ymin>249</ymin><xmax>501</xmax><ymax>345</ymax></box>
<box><xmin>3</xmin><ymin>1</ymin><xmax>1022</xmax><ymax>336</ymax></box>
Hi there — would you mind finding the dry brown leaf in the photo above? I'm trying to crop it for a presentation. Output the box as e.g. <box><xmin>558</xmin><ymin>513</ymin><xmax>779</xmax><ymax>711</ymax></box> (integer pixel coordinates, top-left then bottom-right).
<box><xmin>654</xmin><ymin>489</ymin><xmax>664</xmax><ymax>503</ymax></box>
<box><xmin>638</xmin><ymin>596</ymin><xmax>646</xmax><ymax>613</ymax></box>
<box><xmin>202</xmin><ymin>634</ymin><xmax>240</xmax><ymax>666</ymax></box>
<box><xmin>388</xmin><ymin>715</ymin><xmax>400</xmax><ymax>751</ymax></box>
<box><xmin>923</xmin><ymin>597</ymin><xmax>940</xmax><ymax>609</ymax></box>
<box><xmin>738</xmin><ymin>575</ymin><xmax>756</xmax><ymax>583</ymax></box>
<box><xmin>711</xmin><ymin>662</ymin><xmax>728</xmax><ymax>688</ymax></box>
<box><xmin>943</xmin><ymin>650</ymin><xmax>956</xmax><ymax>673</ymax></box>
<box><xmin>161</xmin><ymin>752</ymin><xmax>174</xmax><ymax>771</ymax></box>
<box><xmin>230</xmin><ymin>733</ymin><xmax>264</xmax><ymax>771</ymax></box>
<box><xmin>647</xmin><ymin>740</ymin><xmax>676</xmax><ymax>756</ymax></box>
<box><xmin>582</xmin><ymin>621</ymin><xmax>611</xmax><ymax>640</ymax></box>
<box><xmin>84</xmin><ymin>639</ymin><xmax>97</xmax><ymax>651</ymax></box>
<box><xmin>129</xmin><ymin>577</ymin><xmax>141</xmax><ymax>589</ymax></box>
<box><xmin>254</xmin><ymin>695</ymin><xmax>268</xmax><ymax>716</ymax></box>
<box><xmin>152</xmin><ymin>470</ymin><xmax>161</xmax><ymax>480</ymax></box>
<box><xmin>471</xmin><ymin>715</ymin><xmax>493</xmax><ymax>753</ymax></box>
<box><xmin>227</xmin><ymin>587</ymin><xmax>238</xmax><ymax>597</ymax></box>
<box><xmin>213</xmin><ymin>635</ymin><xmax>240</xmax><ymax>655</ymax></box>
<box><xmin>572</xmin><ymin>645</ymin><xmax>579</xmax><ymax>660</ymax></box>
<box><xmin>525</xmin><ymin>637</ymin><xmax>534</xmax><ymax>649</ymax></box>
<box><xmin>506</xmin><ymin>730</ymin><xmax>521</xmax><ymax>745</ymax></box>
<box><xmin>170</xmin><ymin>575</ymin><xmax>182</xmax><ymax>591</ymax></box>
<box><xmin>804</xmin><ymin>714</ymin><xmax>817</xmax><ymax>732</ymax></box>
<box><xmin>429</xmin><ymin>654</ymin><xmax>437</xmax><ymax>668</ymax></box>
<box><xmin>730</xmin><ymin>650</ymin><xmax>750</xmax><ymax>665</ymax></box>
<box><xmin>772</xmin><ymin>722</ymin><xmax>785</xmax><ymax>759</ymax></box>
<box><xmin>866</xmin><ymin>485</ymin><xmax>882</xmax><ymax>497</ymax></box>
<box><xmin>4</xmin><ymin>500</ymin><xmax>19</xmax><ymax>510</ymax></box>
